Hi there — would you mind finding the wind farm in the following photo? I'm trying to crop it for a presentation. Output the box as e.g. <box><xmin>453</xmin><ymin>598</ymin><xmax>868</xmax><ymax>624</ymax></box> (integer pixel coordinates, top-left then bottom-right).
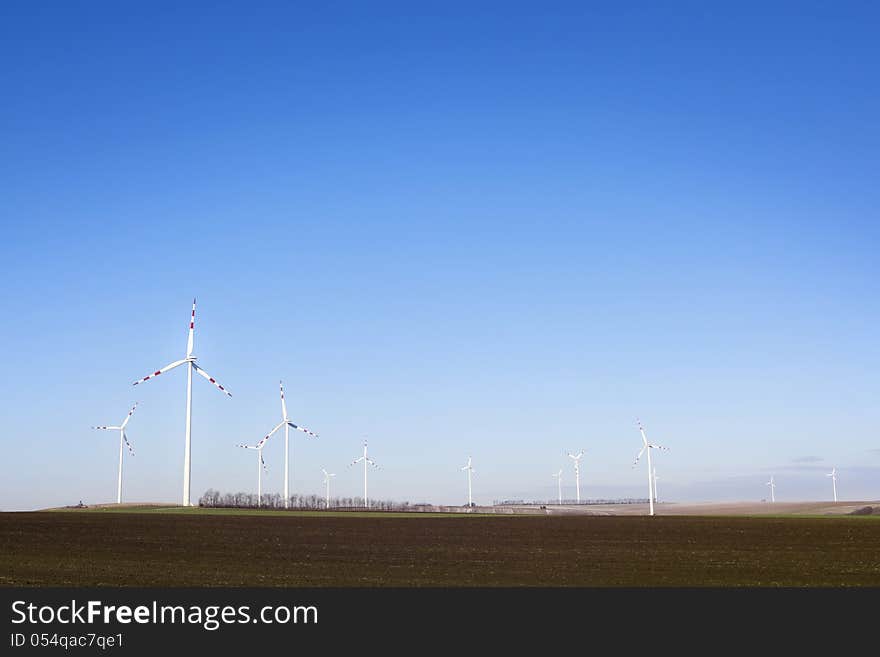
<box><xmin>2</xmin><ymin>295</ymin><xmax>875</xmax><ymax>590</ymax></box>
<box><xmin>3</xmin><ymin>7</ymin><xmax>879</xmax><ymax>647</ymax></box>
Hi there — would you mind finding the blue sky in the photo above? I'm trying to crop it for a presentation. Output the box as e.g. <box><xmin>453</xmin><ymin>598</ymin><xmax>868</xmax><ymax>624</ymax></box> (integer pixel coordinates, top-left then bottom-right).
<box><xmin>1</xmin><ymin>2</ymin><xmax>878</xmax><ymax>510</ymax></box>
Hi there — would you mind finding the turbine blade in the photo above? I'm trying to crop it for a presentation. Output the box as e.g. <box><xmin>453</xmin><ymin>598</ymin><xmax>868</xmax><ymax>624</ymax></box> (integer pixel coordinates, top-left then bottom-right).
<box><xmin>132</xmin><ymin>359</ymin><xmax>187</xmax><ymax>386</ymax></box>
<box><xmin>637</xmin><ymin>420</ymin><xmax>649</xmax><ymax>447</ymax></box>
<box><xmin>237</xmin><ymin>444</ymin><xmax>257</xmax><ymax>449</ymax></box>
<box><xmin>256</xmin><ymin>421</ymin><xmax>285</xmax><ymax>448</ymax></box>
<box><xmin>92</xmin><ymin>426</ymin><xmax>121</xmax><ymax>430</ymax></box>
<box><xmin>261</xmin><ymin>453</ymin><xmax>268</xmax><ymax>473</ymax></box>
<box><xmin>288</xmin><ymin>422</ymin><xmax>318</xmax><ymax>438</ymax></box>
<box><xmin>120</xmin><ymin>402</ymin><xmax>139</xmax><ymax>428</ymax></box>
<box><xmin>349</xmin><ymin>457</ymin><xmax>364</xmax><ymax>467</ymax></box>
<box><xmin>122</xmin><ymin>430</ymin><xmax>135</xmax><ymax>456</ymax></box>
<box><xmin>192</xmin><ymin>364</ymin><xmax>232</xmax><ymax>396</ymax></box>
<box><xmin>632</xmin><ymin>445</ymin><xmax>647</xmax><ymax>468</ymax></box>
<box><xmin>280</xmin><ymin>380</ymin><xmax>288</xmax><ymax>421</ymax></box>
<box><xmin>650</xmin><ymin>443</ymin><xmax>669</xmax><ymax>452</ymax></box>
<box><xmin>186</xmin><ymin>298</ymin><xmax>196</xmax><ymax>357</ymax></box>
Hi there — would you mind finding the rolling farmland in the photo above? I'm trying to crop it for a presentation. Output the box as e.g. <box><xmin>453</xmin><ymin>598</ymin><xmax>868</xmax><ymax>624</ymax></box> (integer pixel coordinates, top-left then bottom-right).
<box><xmin>2</xmin><ymin>508</ymin><xmax>880</xmax><ymax>587</ymax></box>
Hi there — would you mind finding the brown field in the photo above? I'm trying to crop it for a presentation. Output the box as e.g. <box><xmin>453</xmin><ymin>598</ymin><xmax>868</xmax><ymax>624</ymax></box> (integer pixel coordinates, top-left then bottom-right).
<box><xmin>2</xmin><ymin>507</ymin><xmax>880</xmax><ymax>587</ymax></box>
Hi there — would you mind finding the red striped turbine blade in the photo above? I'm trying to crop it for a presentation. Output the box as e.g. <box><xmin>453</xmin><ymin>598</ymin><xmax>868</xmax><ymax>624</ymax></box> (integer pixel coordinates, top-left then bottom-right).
<box><xmin>256</xmin><ymin>422</ymin><xmax>285</xmax><ymax>449</ymax></box>
<box><xmin>122</xmin><ymin>431</ymin><xmax>135</xmax><ymax>456</ymax></box>
<box><xmin>192</xmin><ymin>364</ymin><xmax>232</xmax><ymax>396</ymax></box>
<box><xmin>289</xmin><ymin>422</ymin><xmax>318</xmax><ymax>438</ymax></box>
<box><xmin>186</xmin><ymin>298</ymin><xmax>196</xmax><ymax>356</ymax></box>
<box><xmin>132</xmin><ymin>359</ymin><xmax>187</xmax><ymax>386</ymax></box>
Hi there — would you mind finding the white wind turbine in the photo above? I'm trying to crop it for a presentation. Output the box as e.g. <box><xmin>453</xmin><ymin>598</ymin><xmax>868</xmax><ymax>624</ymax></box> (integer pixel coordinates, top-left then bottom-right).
<box><xmin>826</xmin><ymin>468</ymin><xmax>838</xmax><ymax>502</ymax></box>
<box><xmin>632</xmin><ymin>420</ymin><xmax>669</xmax><ymax>516</ymax></box>
<box><xmin>349</xmin><ymin>440</ymin><xmax>380</xmax><ymax>508</ymax></box>
<box><xmin>257</xmin><ymin>381</ymin><xmax>319</xmax><ymax>508</ymax></box>
<box><xmin>461</xmin><ymin>456</ymin><xmax>474</xmax><ymax>509</ymax></box>
<box><xmin>237</xmin><ymin>435</ymin><xmax>271</xmax><ymax>507</ymax></box>
<box><xmin>567</xmin><ymin>450</ymin><xmax>585</xmax><ymax>503</ymax></box>
<box><xmin>92</xmin><ymin>402</ymin><xmax>139</xmax><ymax>504</ymax></box>
<box><xmin>322</xmin><ymin>469</ymin><xmax>336</xmax><ymax>509</ymax></box>
<box><xmin>133</xmin><ymin>299</ymin><xmax>231</xmax><ymax>506</ymax></box>
<box><xmin>552</xmin><ymin>469</ymin><xmax>562</xmax><ymax>504</ymax></box>
<box><xmin>766</xmin><ymin>475</ymin><xmax>776</xmax><ymax>503</ymax></box>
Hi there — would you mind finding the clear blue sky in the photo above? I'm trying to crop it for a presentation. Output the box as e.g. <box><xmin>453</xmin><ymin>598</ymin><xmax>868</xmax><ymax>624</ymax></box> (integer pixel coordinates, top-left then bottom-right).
<box><xmin>1</xmin><ymin>2</ymin><xmax>878</xmax><ymax>510</ymax></box>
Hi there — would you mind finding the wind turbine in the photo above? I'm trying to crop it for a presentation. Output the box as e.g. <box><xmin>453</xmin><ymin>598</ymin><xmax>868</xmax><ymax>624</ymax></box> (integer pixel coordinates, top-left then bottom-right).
<box><xmin>322</xmin><ymin>469</ymin><xmax>336</xmax><ymax>509</ymax></box>
<box><xmin>552</xmin><ymin>469</ymin><xmax>562</xmax><ymax>504</ymax></box>
<box><xmin>91</xmin><ymin>402</ymin><xmax>138</xmax><ymax>504</ymax></box>
<box><xmin>633</xmin><ymin>419</ymin><xmax>669</xmax><ymax>516</ymax></box>
<box><xmin>133</xmin><ymin>299</ymin><xmax>231</xmax><ymax>506</ymax></box>
<box><xmin>461</xmin><ymin>456</ymin><xmax>474</xmax><ymax>509</ymax></box>
<box><xmin>349</xmin><ymin>441</ymin><xmax>379</xmax><ymax>508</ymax></box>
<box><xmin>237</xmin><ymin>434</ymin><xmax>271</xmax><ymax>507</ymax></box>
<box><xmin>766</xmin><ymin>475</ymin><xmax>776</xmax><ymax>503</ymax></box>
<box><xmin>567</xmin><ymin>450</ymin><xmax>584</xmax><ymax>503</ymax></box>
<box><xmin>260</xmin><ymin>381</ymin><xmax>319</xmax><ymax>508</ymax></box>
<box><xmin>826</xmin><ymin>468</ymin><xmax>838</xmax><ymax>502</ymax></box>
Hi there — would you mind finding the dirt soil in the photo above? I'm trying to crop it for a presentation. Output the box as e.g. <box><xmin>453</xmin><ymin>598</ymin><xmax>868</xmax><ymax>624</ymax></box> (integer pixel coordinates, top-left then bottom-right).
<box><xmin>2</xmin><ymin>511</ymin><xmax>880</xmax><ymax>586</ymax></box>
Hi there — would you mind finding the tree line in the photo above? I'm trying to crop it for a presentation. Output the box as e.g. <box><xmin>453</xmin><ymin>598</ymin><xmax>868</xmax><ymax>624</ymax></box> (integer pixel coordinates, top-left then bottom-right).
<box><xmin>198</xmin><ymin>488</ymin><xmax>412</xmax><ymax>511</ymax></box>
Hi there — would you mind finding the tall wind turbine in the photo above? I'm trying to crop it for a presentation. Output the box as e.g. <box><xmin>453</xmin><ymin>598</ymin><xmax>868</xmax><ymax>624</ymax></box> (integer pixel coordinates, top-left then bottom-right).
<box><xmin>349</xmin><ymin>441</ymin><xmax>379</xmax><ymax>508</ymax></box>
<box><xmin>237</xmin><ymin>435</ymin><xmax>271</xmax><ymax>507</ymax></box>
<box><xmin>766</xmin><ymin>475</ymin><xmax>776</xmax><ymax>503</ymax></box>
<box><xmin>552</xmin><ymin>469</ymin><xmax>562</xmax><ymax>504</ymax></box>
<box><xmin>92</xmin><ymin>402</ymin><xmax>138</xmax><ymax>504</ymax></box>
<box><xmin>133</xmin><ymin>299</ymin><xmax>231</xmax><ymax>506</ymax></box>
<box><xmin>264</xmin><ymin>381</ymin><xmax>319</xmax><ymax>508</ymax></box>
<box><xmin>826</xmin><ymin>468</ymin><xmax>838</xmax><ymax>502</ymax></box>
<box><xmin>633</xmin><ymin>420</ymin><xmax>669</xmax><ymax>516</ymax></box>
<box><xmin>461</xmin><ymin>456</ymin><xmax>474</xmax><ymax>509</ymax></box>
<box><xmin>322</xmin><ymin>469</ymin><xmax>336</xmax><ymax>509</ymax></box>
<box><xmin>567</xmin><ymin>450</ymin><xmax>584</xmax><ymax>503</ymax></box>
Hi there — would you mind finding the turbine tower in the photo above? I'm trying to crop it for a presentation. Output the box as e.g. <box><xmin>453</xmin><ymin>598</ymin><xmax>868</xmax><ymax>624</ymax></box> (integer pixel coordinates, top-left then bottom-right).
<box><xmin>92</xmin><ymin>402</ymin><xmax>138</xmax><ymax>504</ymax></box>
<box><xmin>567</xmin><ymin>450</ymin><xmax>584</xmax><ymax>503</ymax></box>
<box><xmin>826</xmin><ymin>468</ymin><xmax>838</xmax><ymax>502</ymax></box>
<box><xmin>552</xmin><ymin>469</ymin><xmax>562</xmax><ymax>504</ymax></box>
<box><xmin>322</xmin><ymin>469</ymin><xmax>336</xmax><ymax>509</ymax></box>
<box><xmin>633</xmin><ymin>420</ymin><xmax>669</xmax><ymax>516</ymax></box>
<box><xmin>237</xmin><ymin>435</ymin><xmax>271</xmax><ymax>507</ymax></box>
<box><xmin>461</xmin><ymin>456</ymin><xmax>474</xmax><ymax>509</ymax></box>
<box><xmin>653</xmin><ymin>467</ymin><xmax>659</xmax><ymax>504</ymax></box>
<box><xmin>766</xmin><ymin>475</ymin><xmax>776</xmax><ymax>503</ymax></box>
<box><xmin>133</xmin><ymin>299</ymin><xmax>231</xmax><ymax>506</ymax></box>
<box><xmin>349</xmin><ymin>441</ymin><xmax>379</xmax><ymax>508</ymax></box>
